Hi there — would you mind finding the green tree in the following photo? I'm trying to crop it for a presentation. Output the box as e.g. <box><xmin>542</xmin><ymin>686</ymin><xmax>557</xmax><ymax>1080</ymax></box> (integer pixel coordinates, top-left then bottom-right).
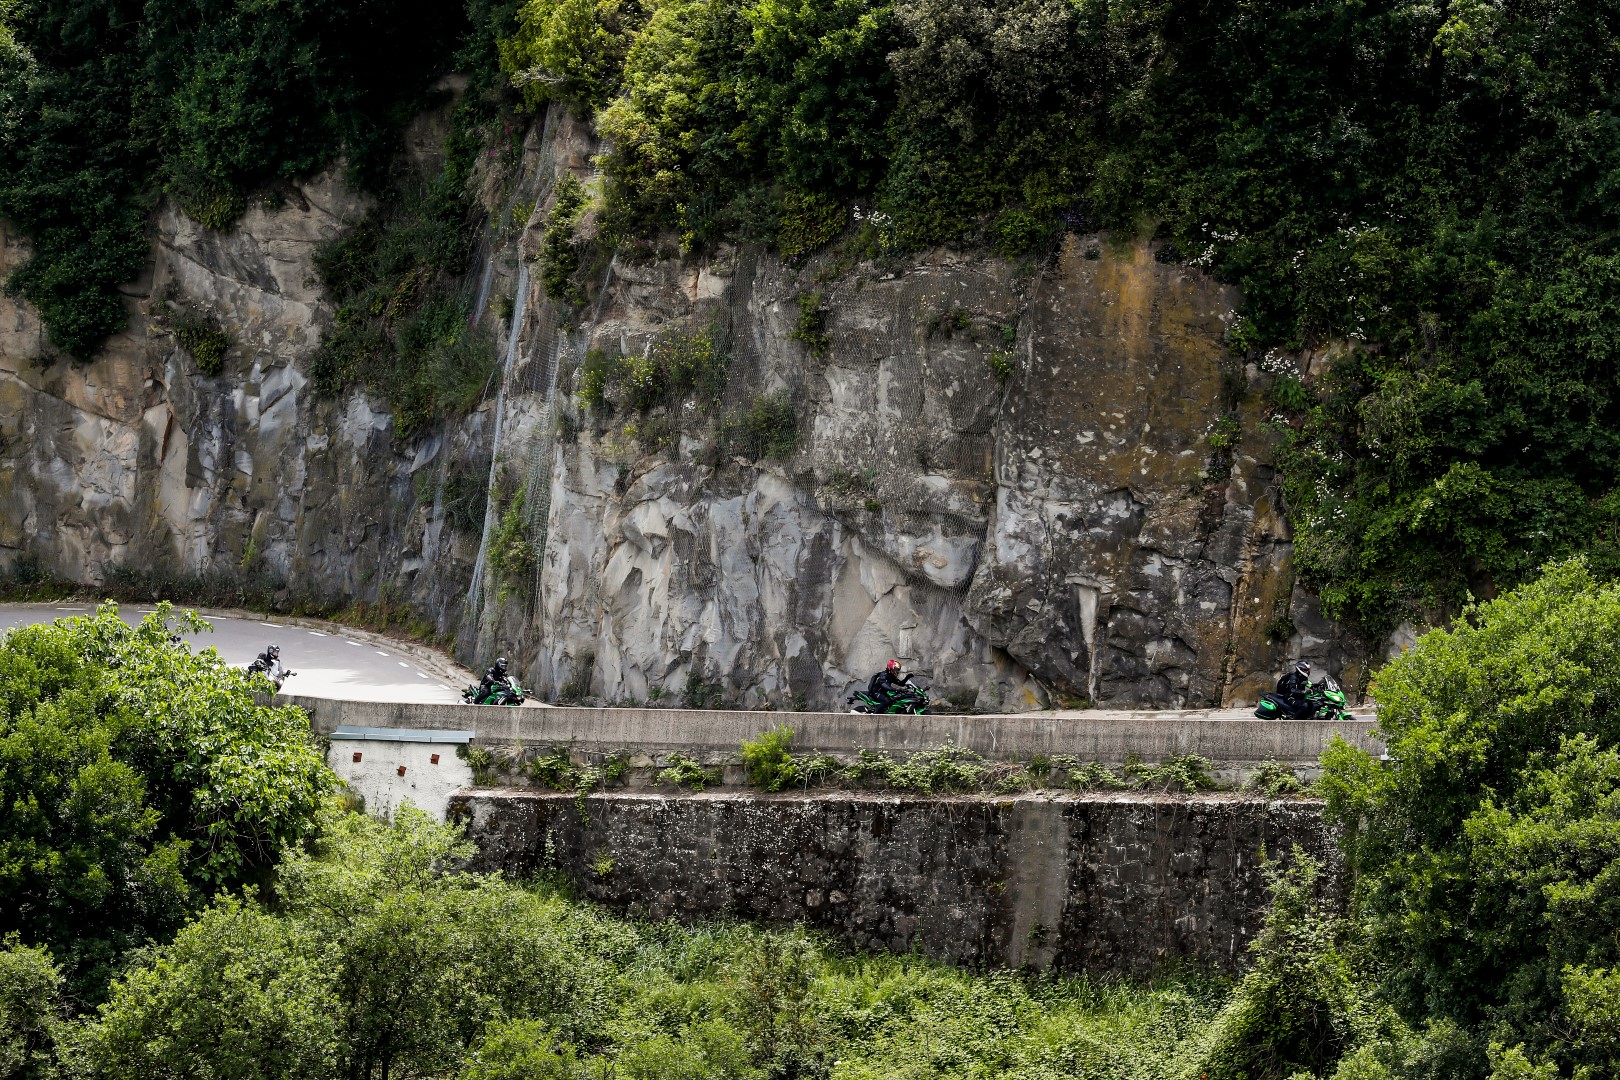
<box><xmin>75</xmin><ymin>808</ymin><xmax>636</xmax><ymax>1080</ymax></box>
<box><xmin>1321</xmin><ymin>559</ymin><xmax>1620</xmax><ymax>1076</ymax></box>
<box><xmin>0</xmin><ymin>937</ymin><xmax>63</xmax><ymax>1080</ymax></box>
<box><xmin>1199</xmin><ymin>855</ymin><xmax>1375</xmax><ymax>1080</ymax></box>
<box><xmin>72</xmin><ymin>898</ymin><xmax>343</xmax><ymax>1079</ymax></box>
<box><xmin>0</xmin><ymin>603</ymin><xmax>330</xmax><ymax>997</ymax></box>
<box><xmin>500</xmin><ymin>0</ymin><xmax>646</xmax><ymax>111</ymax></box>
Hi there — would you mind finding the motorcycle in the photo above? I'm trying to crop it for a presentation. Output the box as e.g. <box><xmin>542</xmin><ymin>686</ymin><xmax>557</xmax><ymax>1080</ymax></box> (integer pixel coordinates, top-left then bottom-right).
<box><xmin>1254</xmin><ymin>673</ymin><xmax>1353</xmax><ymax>722</ymax></box>
<box><xmin>462</xmin><ymin>675</ymin><xmax>529</xmax><ymax>706</ymax></box>
<box><xmin>847</xmin><ymin>678</ymin><xmax>933</xmax><ymax>715</ymax></box>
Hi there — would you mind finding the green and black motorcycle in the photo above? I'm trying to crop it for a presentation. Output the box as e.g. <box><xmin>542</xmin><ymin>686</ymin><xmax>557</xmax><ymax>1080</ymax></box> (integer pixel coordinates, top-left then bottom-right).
<box><xmin>462</xmin><ymin>675</ymin><xmax>530</xmax><ymax>706</ymax></box>
<box><xmin>1254</xmin><ymin>673</ymin><xmax>1354</xmax><ymax>722</ymax></box>
<box><xmin>847</xmin><ymin>678</ymin><xmax>933</xmax><ymax>715</ymax></box>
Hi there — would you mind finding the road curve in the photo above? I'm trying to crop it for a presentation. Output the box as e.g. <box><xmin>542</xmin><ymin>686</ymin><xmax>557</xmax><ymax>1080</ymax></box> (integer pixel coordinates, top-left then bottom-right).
<box><xmin>0</xmin><ymin>602</ymin><xmax>474</xmax><ymax>705</ymax></box>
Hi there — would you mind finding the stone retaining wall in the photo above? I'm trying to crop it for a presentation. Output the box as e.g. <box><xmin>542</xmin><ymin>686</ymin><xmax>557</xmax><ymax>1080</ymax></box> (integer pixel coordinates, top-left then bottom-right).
<box><xmin>453</xmin><ymin>789</ymin><xmax>1338</xmax><ymax>973</ymax></box>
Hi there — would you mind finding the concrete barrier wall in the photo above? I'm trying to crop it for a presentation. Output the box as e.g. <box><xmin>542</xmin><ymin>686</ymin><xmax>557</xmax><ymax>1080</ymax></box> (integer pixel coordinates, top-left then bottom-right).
<box><xmin>454</xmin><ymin>789</ymin><xmax>1340</xmax><ymax>974</ymax></box>
<box><xmin>288</xmin><ymin>695</ymin><xmax>1381</xmax><ymax>773</ymax></box>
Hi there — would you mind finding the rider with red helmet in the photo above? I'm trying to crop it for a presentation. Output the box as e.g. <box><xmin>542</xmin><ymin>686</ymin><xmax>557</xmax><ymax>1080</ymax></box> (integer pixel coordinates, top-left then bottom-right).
<box><xmin>866</xmin><ymin>659</ymin><xmax>914</xmax><ymax>710</ymax></box>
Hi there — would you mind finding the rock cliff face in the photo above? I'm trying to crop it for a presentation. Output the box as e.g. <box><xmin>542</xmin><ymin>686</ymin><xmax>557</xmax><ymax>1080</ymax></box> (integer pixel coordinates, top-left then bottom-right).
<box><xmin>0</xmin><ymin>103</ymin><xmax>1365</xmax><ymax>709</ymax></box>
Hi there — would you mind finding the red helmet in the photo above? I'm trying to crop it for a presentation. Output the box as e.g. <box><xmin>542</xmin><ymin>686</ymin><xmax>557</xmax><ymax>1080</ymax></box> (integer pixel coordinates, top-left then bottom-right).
<box><xmin>886</xmin><ymin>659</ymin><xmax>902</xmax><ymax>674</ymax></box>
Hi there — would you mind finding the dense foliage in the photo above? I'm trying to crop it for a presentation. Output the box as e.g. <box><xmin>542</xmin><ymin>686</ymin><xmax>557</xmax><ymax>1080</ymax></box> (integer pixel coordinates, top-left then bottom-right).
<box><xmin>0</xmin><ymin>937</ymin><xmax>61</xmax><ymax>1080</ymax></box>
<box><xmin>11</xmin><ymin>807</ymin><xmax>1244</xmax><ymax>1080</ymax></box>
<box><xmin>1320</xmin><ymin>559</ymin><xmax>1620</xmax><ymax>1078</ymax></box>
<box><xmin>7</xmin><ymin>565</ymin><xmax>1620</xmax><ymax>1078</ymax></box>
<box><xmin>0</xmin><ymin>604</ymin><xmax>330</xmax><ymax>999</ymax></box>
<box><xmin>499</xmin><ymin>0</ymin><xmax>1620</xmax><ymax>638</ymax></box>
<box><xmin>0</xmin><ymin>0</ymin><xmax>467</xmax><ymax>358</ymax></box>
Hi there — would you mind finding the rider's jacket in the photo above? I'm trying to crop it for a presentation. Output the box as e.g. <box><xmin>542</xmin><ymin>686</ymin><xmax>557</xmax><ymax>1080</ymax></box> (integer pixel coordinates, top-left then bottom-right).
<box><xmin>1276</xmin><ymin>670</ymin><xmax>1311</xmax><ymax>699</ymax></box>
<box><xmin>867</xmin><ymin>670</ymin><xmax>912</xmax><ymax>701</ymax></box>
<box><xmin>476</xmin><ymin>665</ymin><xmax>508</xmax><ymax>698</ymax></box>
<box><xmin>250</xmin><ymin>655</ymin><xmax>288</xmax><ymax>682</ymax></box>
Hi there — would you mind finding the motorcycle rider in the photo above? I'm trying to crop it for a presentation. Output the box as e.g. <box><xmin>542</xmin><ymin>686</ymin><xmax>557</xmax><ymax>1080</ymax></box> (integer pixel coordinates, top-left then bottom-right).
<box><xmin>866</xmin><ymin>659</ymin><xmax>914</xmax><ymax>711</ymax></box>
<box><xmin>1276</xmin><ymin>660</ymin><xmax>1313</xmax><ymax>717</ymax></box>
<box><xmin>474</xmin><ymin>657</ymin><xmax>511</xmax><ymax>702</ymax></box>
<box><xmin>248</xmin><ymin>644</ymin><xmax>294</xmax><ymax>687</ymax></box>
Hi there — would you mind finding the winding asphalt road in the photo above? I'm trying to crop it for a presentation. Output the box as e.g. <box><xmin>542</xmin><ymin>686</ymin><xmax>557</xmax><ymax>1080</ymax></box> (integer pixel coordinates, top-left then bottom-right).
<box><xmin>0</xmin><ymin>602</ymin><xmax>471</xmax><ymax>704</ymax></box>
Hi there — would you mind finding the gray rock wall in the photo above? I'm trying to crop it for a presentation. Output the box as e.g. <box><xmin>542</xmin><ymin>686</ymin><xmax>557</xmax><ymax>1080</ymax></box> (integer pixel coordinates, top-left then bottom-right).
<box><xmin>453</xmin><ymin>789</ymin><xmax>1338</xmax><ymax>973</ymax></box>
<box><xmin>0</xmin><ymin>99</ymin><xmax>1369</xmax><ymax>708</ymax></box>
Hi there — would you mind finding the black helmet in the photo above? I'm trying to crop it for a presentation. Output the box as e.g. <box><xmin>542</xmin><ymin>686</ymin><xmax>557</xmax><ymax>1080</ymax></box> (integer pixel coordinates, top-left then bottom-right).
<box><xmin>268</xmin><ymin>644</ymin><xmax>280</xmax><ymax>659</ymax></box>
<box><xmin>1293</xmin><ymin>659</ymin><xmax>1310</xmax><ymax>676</ymax></box>
<box><xmin>494</xmin><ymin>657</ymin><xmax>508</xmax><ymax>672</ymax></box>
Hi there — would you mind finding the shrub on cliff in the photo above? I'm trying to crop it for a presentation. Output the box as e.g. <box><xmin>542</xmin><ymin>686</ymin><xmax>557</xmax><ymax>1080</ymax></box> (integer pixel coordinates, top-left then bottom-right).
<box><xmin>1320</xmin><ymin>559</ymin><xmax>1620</xmax><ymax>1078</ymax></box>
<box><xmin>309</xmin><ymin>98</ymin><xmax>500</xmax><ymax>439</ymax></box>
<box><xmin>0</xmin><ymin>603</ymin><xmax>331</xmax><ymax>999</ymax></box>
<box><xmin>172</xmin><ymin>307</ymin><xmax>230</xmax><ymax>375</ymax></box>
<box><xmin>539</xmin><ymin>171</ymin><xmax>592</xmax><ymax>303</ymax></box>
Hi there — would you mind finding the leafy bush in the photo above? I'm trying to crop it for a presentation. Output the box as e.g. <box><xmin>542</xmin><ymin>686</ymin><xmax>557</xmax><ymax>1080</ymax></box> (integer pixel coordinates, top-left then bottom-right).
<box><xmin>657</xmin><ymin>753</ymin><xmax>717</xmax><ymax>791</ymax></box>
<box><xmin>1062</xmin><ymin>759</ymin><xmax>1128</xmax><ymax>791</ymax></box>
<box><xmin>499</xmin><ymin>0</ymin><xmax>646</xmax><ymax>112</ymax></box>
<box><xmin>789</xmin><ymin>290</ymin><xmax>829</xmax><ymax>357</ymax></box>
<box><xmin>0</xmin><ymin>937</ymin><xmax>63</xmax><ymax>1080</ymax></box>
<box><xmin>538</xmin><ymin>171</ymin><xmax>590</xmax><ymax>303</ymax></box>
<box><xmin>522</xmin><ymin>746</ymin><xmax>630</xmax><ymax>798</ymax></box>
<box><xmin>993</xmin><ymin>208</ymin><xmax>1053</xmax><ymax>258</ymax></box>
<box><xmin>576</xmin><ymin>328</ymin><xmax>726</xmax><ymax>415</ymax></box>
<box><xmin>740</xmin><ymin>725</ymin><xmax>800</xmax><ymax>791</ymax></box>
<box><xmin>575</xmin><ymin>347</ymin><xmax>619</xmax><ymax>409</ymax></box>
<box><xmin>459</xmin><ymin>745</ymin><xmax>499</xmax><ymax>786</ymax></box>
<box><xmin>777</xmin><ymin>191</ymin><xmax>845</xmax><ymax>261</ymax></box>
<box><xmin>1245</xmin><ymin>759</ymin><xmax>1306</xmax><ymax>797</ymax></box>
<box><xmin>487</xmin><ymin>488</ymin><xmax>537</xmax><ymax>597</ymax></box>
<box><xmin>1125</xmin><ymin>754</ymin><xmax>1218</xmax><ymax>793</ymax></box>
<box><xmin>720</xmin><ymin>393</ymin><xmax>798</xmax><ymax>461</ymax></box>
<box><xmin>1320</xmin><ymin>559</ymin><xmax>1620</xmax><ymax>1075</ymax></box>
<box><xmin>1198</xmin><ymin>854</ymin><xmax>1374</xmax><ymax>1080</ymax></box>
<box><xmin>461</xmin><ymin>1018</ymin><xmax>582</xmax><ymax>1080</ymax></box>
<box><xmin>591</xmin><ymin>0</ymin><xmax>893</xmax><ymax>245</ymax></box>
<box><xmin>172</xmin><ymin>308</ymin><xmax>229</xmax><ymax>375</ymax></box>
<box><xmin>0</xmin><ymin>603</ymin><xmax>331</xmax><ymax>999</ymax></box>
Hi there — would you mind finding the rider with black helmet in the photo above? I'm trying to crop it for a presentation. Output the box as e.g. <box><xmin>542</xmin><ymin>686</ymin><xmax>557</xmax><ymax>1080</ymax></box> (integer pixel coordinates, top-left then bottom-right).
<box><xmin>475</xmin><ymin>657</ymin><xmax>510</xmax><ymax>701</ymax></box>
<box><xmin>248</xmin><ymin>644</ymin><xmax>294</xmax><ymax>687</ymax></box>
<box><xmin>1276</xmin><ymin>660</ymin><xmax>1313</xmax><ymax>714</ymax></box>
